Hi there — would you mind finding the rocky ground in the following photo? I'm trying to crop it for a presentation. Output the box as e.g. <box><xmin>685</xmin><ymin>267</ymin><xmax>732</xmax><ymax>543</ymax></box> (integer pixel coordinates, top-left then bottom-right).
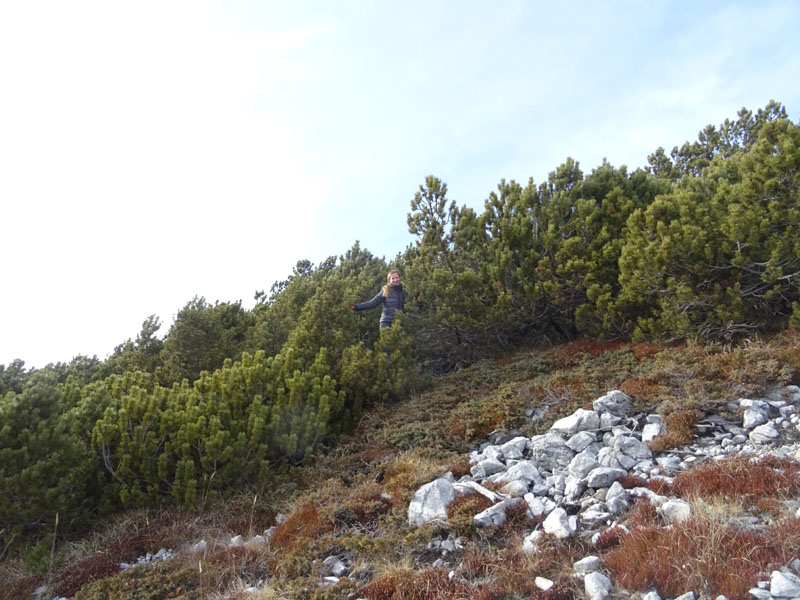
<box><xmin>406</xmin><ymin>386</ymin><xmax>800</xmax><ymax>600</ymax></box>
<box><xmin>10</xmin><ymin>336</ymin><xmax>800</xmax><ymax>600</ymax></box>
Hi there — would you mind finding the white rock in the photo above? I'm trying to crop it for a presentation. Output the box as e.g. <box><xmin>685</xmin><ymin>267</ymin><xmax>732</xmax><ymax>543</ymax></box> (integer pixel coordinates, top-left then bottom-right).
<box><xmin>500</xmin><ymin>436</ymin><xmax>529</xmax><ymax>460</ymax></box>
<box><xmin>230</xmin><ymin>535</ymin><xmax>245</xmax><ymax>547</ymax></box>
<box><xmin>524</xmin><ymin>493</ymin><xmax>548</xmax><ymax>517</ymax></box>
<box><xmin>586</xmin><ymin>467</ymin><xmax>627</xmax><ymax>488</ymax></box>
<box><xmin>584</xmin><ymin>571</ymin><xmax>612</xmax><ymax>600</ymax></box>
<box><xmin>642</xmin><ymin>422</ymin><xmax>665</xmax><ymax>443</ymax></box>
<box><xmin>568</xmin><ymin>452</ymin><xmax>601</xmax><ymax>479</ymax></box>
<box><xmin>740</xmin><ymin>398</ymin><xmax>769</xmax><ymax>410</ymax></box>
<box><xmin>629</xmin><ymin>486</ymin><xmax>667</xmax><ymax>506</ymax></box>
<box><xmin>659</xmin><ymin>499</ymin><xmax>692</xmax><ymax>522</ymax></box>
<box><xmin>408</xmin><ymin>477</ymin><xmax>455</xmax><ymax>526</ymax></box>
<box><xmin>551</xmin><ymin>408</ymin><xmax>601</xmax><ymax>435</ymax></box>
<box><xmin>564</xmin><ymin>476</ymin><xmax>587</xmax><ymax>502</ymax></box>
<box><xmin>641</xmin><ymin>591</ymin><xmax>661</xmax><ymax>600</ymax></box>
<box><xmin>611</xmin><ymin>435</ymin><xmax>652</xmax><ymax>459</ymax></box>
<box><xmin>600</xmin><ymin>412</ymin><xmax>623</xmax><ymax>428</ymax></box>
<box><xmin>771</xmin><ymin>569</ymin><xmax>800</xmax><ymax>597</ymax></box>
<box><xmin>535</xmin><ymin>576</ymin><xmax>554</xmax><ymax>590</ymax></box>
<box><xmin>743</xmin><ymin>407</ymin><xmax>768</xmax><ymax>429</ymax></box>
<box><xmin>529</xmin><ymin>432</ymin><xmax>575</xmax><ymax>470</ymax></box>
<box><xmin>500</xmin><ymin>479</ymin><xmax>529</xmax><ymax>498</ymax></box>
<box><xmin>750</xmin><ymin>424</ymin><xmax>780</xmax><ymax>443</ymax></box>
<box><xmin>566</xmin><ymin>431</ymin><xmax>597</xmax><ymax>452</ymax></box>
<box><xmin>605</xmin><ymin>481</ymin><xmax>629</xmax><ymax>514</ymax></box>
<box><xmin>471</xmin><ymin>457</ymin><xmax>507</xmax><ymax>478</ymax></box>
<box><xmin>656</xmin><ymin>455</ymin><xmax>682</xmax><ymax>471</ymax></box>
<box><xmin>474</xmin><ymin>501</ymin><xmax>510</xmax><ymax>527</ymax></box>
<box><xmin>673</xmin><ymin>593</ymin><xmax>695</xmax><ymax>600</ymax></box>
<box><xmin>580</xmin><ymin>505</ymin><xmax>612</xmax><ymax>527</ymax></box>
<box><xmin>498</xmin><ymin>460</ymin><xmax>543</xmax><ymax>484</ymax></box>
<box><xmin>593</xmin><ymin>390</ymin><xmax>634</xmax><ymax>416</ymax></box>
<box><xmin>453</xmin><ymin>480</ymin><xmax>504</xmax><ymax>503</ymax></box>
<box><xmin>574</xmin><ymin>555</ymin><xmax>602</xmax><ymax>573</ymax></box>
<box><xmin>246</xmin><ymin>535</ymin><xmax>266</xmax><ymax>547</ymax></box>
<box><xmin>522</xmin><ymin>530</ymin><xmax>544</xmax><ymax>554</ymax></box>
<box><xmin>543</xmin><ymin>507</ymin><xmax>578</xmax><ymax>539</ymax></box>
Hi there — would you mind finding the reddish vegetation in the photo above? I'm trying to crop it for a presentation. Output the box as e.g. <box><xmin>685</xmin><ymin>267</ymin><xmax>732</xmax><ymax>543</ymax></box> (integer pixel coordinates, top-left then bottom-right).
<box><xmin>593</xmin><ymin>525</ymin><xmax>627</xmax><ymax>551</ymax></box>
<box><xmin>616</xmin><ymin>473</ymin><xmax>672</xmax><ymax>496</ymax></box>
<box><xmin>604</xmin><ymin>518</ymin><xmax>800</xmax><ymax>600</ymax></box>
<box><xmin>616</xmin><ymin>474</ymin><xmax>648</xmax><ymax>489</ymax></box>
<box><xmin>0</xmin><ymin>574</ymin><xmax>42</xmax><ymax>600</ymax></box>
<box><xmin>619</xmin><ymin>378</ymin><xmax>665</xmax><ymax>402</ymax></box>
<box><xmin>625</xmin><ymin>498</ymin><xmax>661</xmax><ymax>530</ymax></box>
<box><xmin>605</xmin><ymin>455</ymin><xmax>800</xmax><ymax>600</ymax></box>
<box><xmin>51</xmin><ymin>552</ymin><xmax>121</xmax><ymax>598</ymax></box>
<box><xmin>457</xmin><ymin>544</ymin><xmax>584</xmax><ymax>599</ymax></box>
<box><xmin>358</xmin><ymin>567</ymin><xmax>497</xmax><ymax>600</ymax></box>
<box><xmin>670</xmin><ymin>455</ymin><xmax>800</xmax><ymax>506</ymax></box>
<box><xmin>268</xmin><ymin>502</ymin><xmax>329</xmax><ymax>552</ymax></box>
<box><xmin>632</xmin><ymin>343</ymin><xmax>670</xmax><ymax>359</ymax></box>
<box><xmin>555</xmin><ymin>339</ymin><xmax>630</xmax><ymax>365</ymax></box>
<box><xmin>648</xmin><ymin>409</ymin><xmax>703</xmax><ymax>452</ymax></box>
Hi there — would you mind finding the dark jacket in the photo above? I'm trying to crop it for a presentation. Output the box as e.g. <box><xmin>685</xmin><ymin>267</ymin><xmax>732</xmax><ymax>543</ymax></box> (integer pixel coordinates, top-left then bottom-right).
<box><xmin>354</xmin><ymin>284</ymin><xmax>406</xmax><ymax>327</ymax></box>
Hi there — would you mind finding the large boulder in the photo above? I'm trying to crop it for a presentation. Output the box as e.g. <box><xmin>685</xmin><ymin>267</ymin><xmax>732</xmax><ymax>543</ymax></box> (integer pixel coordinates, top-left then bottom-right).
<box><xmin>408</xmin><ymin>477</ymin><xmax>455</xmax><ymax>526</ymax></box>
<box><xmin>551</xmin><ymin>408</ymin><xmax>600</xmax><ymax>435</ymax></box>
<box><xmin>529</xmin><ymin>432</ymin><xmax>575</xmax><ymax>471</ymax></box>
<box><xmin>593</xmin><ymin>390</ymin><xmax>634</xmax><ymax>416</ymax></box>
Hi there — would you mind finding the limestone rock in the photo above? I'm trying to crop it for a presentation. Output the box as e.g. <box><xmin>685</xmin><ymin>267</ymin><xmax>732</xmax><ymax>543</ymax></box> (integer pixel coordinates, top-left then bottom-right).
<box><xmin>551</xmin><ymin>408</ymin><xmax>600</xmax><ymax>435</ymax></box>
<box><xmin>593</xmin><ymin>390</ymin><xmax>633</xmax><ymax>416</ymax></box>
<box><xmin>584</xmin><ymin>571</ymin><xmax>612</xmax><ymax>600</ymax></box>
<box><xmin>408</xmin><ymin>477</ymin><xmax>455</xmax><ymax>526</ymax></box>
<box><xmin>543</xmin><ymin>507</ymin><xmax>578</xmax><ymax>539</ymax></box>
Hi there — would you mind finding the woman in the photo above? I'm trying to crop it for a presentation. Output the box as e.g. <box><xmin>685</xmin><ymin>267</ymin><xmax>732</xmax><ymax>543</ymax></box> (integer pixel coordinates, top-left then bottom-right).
<box><xmin>351</xmin><ymin>270</ymin><xmax>406</xmax><ymax>331</ymax></box>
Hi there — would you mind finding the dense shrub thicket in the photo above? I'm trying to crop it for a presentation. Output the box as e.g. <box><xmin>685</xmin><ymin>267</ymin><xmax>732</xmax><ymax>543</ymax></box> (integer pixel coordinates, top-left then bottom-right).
<box><xmin>2</xmin><ymin>101</ymin><xmax>799</xmax><ymax>556</ymax></box>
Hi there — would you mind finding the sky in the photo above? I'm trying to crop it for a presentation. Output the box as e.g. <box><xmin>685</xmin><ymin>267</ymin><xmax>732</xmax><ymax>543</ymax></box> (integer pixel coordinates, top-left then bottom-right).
<box><xmin>1</xmin><ymin>1</ymin><xmax>799</xmax><ymax>369</ymax></box>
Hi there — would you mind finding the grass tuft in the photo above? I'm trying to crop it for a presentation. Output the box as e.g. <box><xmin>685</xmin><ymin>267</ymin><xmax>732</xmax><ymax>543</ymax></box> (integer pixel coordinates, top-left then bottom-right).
<box><xmin>648</xmin><ymin>409</ymin><xmax>703</xmax><ymax>452</ymax></box>
<box><xmin>671</xmin><ymin>455</ymin><xmax>800</xmax><ymax>509</ymax></box>
<box><xmin>604</xmin><ymin>516</ymin><xmax>800</xmax><ymax>600</ymax></box>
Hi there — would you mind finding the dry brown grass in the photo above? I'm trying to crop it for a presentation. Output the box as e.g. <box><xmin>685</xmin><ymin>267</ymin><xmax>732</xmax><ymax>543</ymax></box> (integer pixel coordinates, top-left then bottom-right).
<box><xmin>268</xmin><ymin>502</ymin><xmax>329</xmax><ymax>554</ymax></box>
<box><xmin>619</xmin><ymin>377</ymin><xmax>667</xmax><ymax>403</ymax></box>
<box><xmin>606</xmin><ymin>449</ymin><xmax>800</xmax><ymax>600</ymax></box>
<box><xmin>457</xmin><ymin>543</ymin><xmax>583</xmax><ymax>600</ymax></box>
<box><xmin>358</xmin><ymin>566</ymin><xmax>495</xmax><ymax>600</ymax></box>
<box><xmin>604</xmin><ymin>516</ymin><xmax>800</xmax><ymax>600</ymax></box>
<box><xmin>0</xmin><ymin>569</ymin><xmax>41</xmax><ymax>600</ymax></box>
<box><xmin>378</xmin><ymin>449</ymin><xmax>452</xmax><ymax>503</ymax></box>
<box><xmin>670</xmin><ymin>454</ymin><xmax>800</xmax><ymax>508</ymax></box>
<box><xmin>648</xmin><ymin>409</ymin><xmax>703</xmax><ymax>452</ymax></box>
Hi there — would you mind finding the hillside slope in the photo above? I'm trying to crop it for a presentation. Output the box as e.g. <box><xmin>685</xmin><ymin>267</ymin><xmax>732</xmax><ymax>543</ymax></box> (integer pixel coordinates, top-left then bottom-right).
<box><xmin>4</xmin><ymin>332</ymin><xmax>800</xmax><ymax>600</ymax></box>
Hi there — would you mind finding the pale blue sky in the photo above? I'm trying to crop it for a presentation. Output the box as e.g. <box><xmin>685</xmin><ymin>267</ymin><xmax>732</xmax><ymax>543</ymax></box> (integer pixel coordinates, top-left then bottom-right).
<box><xmin>1</xmin><ymin>1</ymin><xmax>799</xmax><ymax>368</ymax></box>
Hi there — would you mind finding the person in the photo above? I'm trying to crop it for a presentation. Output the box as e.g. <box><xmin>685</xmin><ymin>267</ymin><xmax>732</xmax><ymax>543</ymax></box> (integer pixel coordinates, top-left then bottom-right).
<box><xmin>351</xmin><ymin>270</ymin><xmax>406</xmax><ymax>331</ymax></box>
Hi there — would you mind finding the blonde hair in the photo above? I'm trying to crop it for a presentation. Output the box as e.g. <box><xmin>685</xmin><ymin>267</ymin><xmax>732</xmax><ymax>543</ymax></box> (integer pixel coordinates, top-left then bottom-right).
<box><xmin>382</xmin><ymin>270</ymin><xmax>401</xmax><ymax>297</ymax></box>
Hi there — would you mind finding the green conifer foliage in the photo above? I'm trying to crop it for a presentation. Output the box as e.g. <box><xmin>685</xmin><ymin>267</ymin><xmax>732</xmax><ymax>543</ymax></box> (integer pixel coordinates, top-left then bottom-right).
<box><xmin>618</xmin><ymin>119</ymin><xmax>800</xmax><ymax>341</ymax></box>
<box><xmin>90</xmin><ymin>349</ymin><xmax>346</xmax><ymax>507</ymax></box>
<box><xmin>0</xmin><ymin>371</ymin><xmax>96</xmax><ymax>550</ymax></box>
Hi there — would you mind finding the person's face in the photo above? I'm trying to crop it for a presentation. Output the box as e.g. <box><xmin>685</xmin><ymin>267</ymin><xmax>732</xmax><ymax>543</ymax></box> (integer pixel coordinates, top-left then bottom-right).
<box><xmin>389</xmin><ymin>272</ymin><xmax>401</xmax><ymax>284</ymax></box>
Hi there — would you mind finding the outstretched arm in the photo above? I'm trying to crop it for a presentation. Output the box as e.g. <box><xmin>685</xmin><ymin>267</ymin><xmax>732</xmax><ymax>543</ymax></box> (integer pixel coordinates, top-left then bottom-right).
<box><xmin>352</xmin><ymin>291</ymin><xmax>384</xmax><ymax>311</ymax></box>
